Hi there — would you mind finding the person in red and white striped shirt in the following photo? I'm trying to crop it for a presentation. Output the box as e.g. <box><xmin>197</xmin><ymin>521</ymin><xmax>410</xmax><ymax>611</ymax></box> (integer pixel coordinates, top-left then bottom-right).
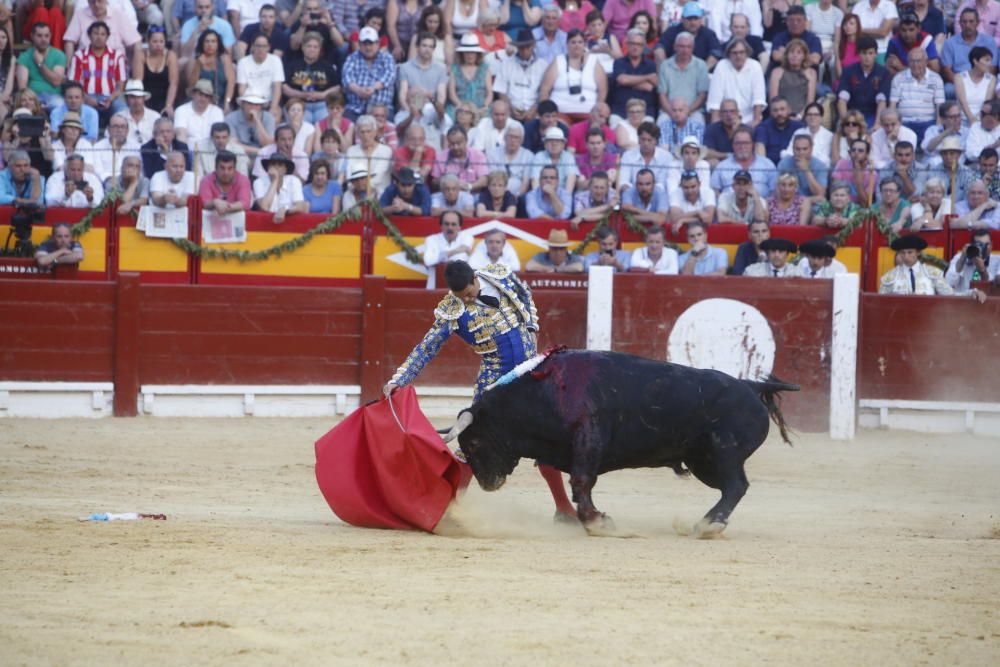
<box><xmin>68</xmin><ymin>21</ymin><xmax>128</xmax><ymax>119</ymax></box>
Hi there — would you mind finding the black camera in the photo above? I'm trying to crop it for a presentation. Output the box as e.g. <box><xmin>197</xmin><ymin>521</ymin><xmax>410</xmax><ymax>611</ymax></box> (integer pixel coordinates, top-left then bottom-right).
<box><xmin>310</xmin><ymin>11</ymin><xmax>320</xmax><ymax>19</ymax></box>
<box><xmin>568</xmin><ymin>84</ymin><xmax>582</xmax><ymax>95</ymax></box>
<box><xmin>966</xmin><ymin>241</ymin><xmax>988</xmax><ymax>260</ymax></box>
<box><xmin>75</xmin><ymin>180</ymin><xmax>89</xmax><ymax>190</ymax></box>
<box><xmin>603</xmin><ymin>248</ymin><xmax>615</xmax><ymax>256</ymax></box>
<box><xmin>5</xmin><ymin>205</ymin><xmax>44</xmax><ymax>257</ymax></box>
<box><xmin>15</xmin><ymin>115</ymin><xmax>46</xmax><ymax>138</ymax></box>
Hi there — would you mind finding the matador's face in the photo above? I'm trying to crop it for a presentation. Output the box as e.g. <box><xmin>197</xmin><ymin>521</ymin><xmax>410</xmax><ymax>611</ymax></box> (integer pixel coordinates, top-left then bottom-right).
<box><xmin>452</xmin><ymin>278</ymin><xmax>481</xmax><ymax>305</ymax></box>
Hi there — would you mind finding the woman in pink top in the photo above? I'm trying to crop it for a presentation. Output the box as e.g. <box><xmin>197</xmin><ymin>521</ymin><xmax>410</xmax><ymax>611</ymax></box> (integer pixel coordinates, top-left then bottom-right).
<box><xmin>601</xmin><ymin>0</ymin><xmax>656</xmax><ymax>44</ymax></box>
<box><xmin>557</xmin><ymin>0</ymin><xmax>597</xmax><ymax>33</ymax></box>
<box><xmin>834</xmin><ymin>13</ymin><xmax>862</xmax><ymax>82</ymax></box>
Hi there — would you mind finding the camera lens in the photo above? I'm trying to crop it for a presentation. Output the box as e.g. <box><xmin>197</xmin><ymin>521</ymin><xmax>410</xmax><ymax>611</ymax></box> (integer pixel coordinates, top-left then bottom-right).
<box><xmin>967</xmin><ymin>245</ymin><xmax>980</xmax><ymax>259</ymax></box>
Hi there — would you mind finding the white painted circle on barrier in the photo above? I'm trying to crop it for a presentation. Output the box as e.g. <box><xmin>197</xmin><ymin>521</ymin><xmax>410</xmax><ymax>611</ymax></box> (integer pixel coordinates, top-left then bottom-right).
<box><xmin>667</xmin><ymin>298</ymin><xmax>776</xmax><ymax>380</ymax></box>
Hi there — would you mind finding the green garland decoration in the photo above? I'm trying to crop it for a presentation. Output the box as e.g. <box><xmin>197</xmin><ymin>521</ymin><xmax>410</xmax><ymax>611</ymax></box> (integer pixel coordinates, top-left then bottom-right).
<box><xmin>70</xmin><ymin>187</ymin><xmax>121</xmax><ymax>237</ymax></box>
<box><xmin>835</xmin><ymin>205</ymin><xmax>949</xmax><ymax>271</ymax></box>
<box><xmin>170</xmin><ymin>198</ymin><xmax>422</xmax><ymax>264</ymax></box>
<box><xmin>572</xmin><ymin>209</ymin><xmax>680</xmax><ymax>255</ymax></box>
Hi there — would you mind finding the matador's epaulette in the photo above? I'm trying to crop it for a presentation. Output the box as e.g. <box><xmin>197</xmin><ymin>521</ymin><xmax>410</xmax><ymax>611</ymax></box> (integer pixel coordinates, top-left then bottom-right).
<box><xmin>434</xmin><ymin>293</ymin><xmax>465</xmax><ymax>321</ymax></box>
<box><xmin>477</xmin><ymin>263</ymin><xmax>512</xmax><ymax>281</ymax></box>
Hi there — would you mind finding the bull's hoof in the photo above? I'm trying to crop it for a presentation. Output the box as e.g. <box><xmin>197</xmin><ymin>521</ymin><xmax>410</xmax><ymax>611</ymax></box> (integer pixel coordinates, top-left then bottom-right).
<box><xmin>583</xmin><ymin>513</ymin><xmax>617</xmax><ymax>536</ymax></box>
<box><xmin>692</xmin><ymin>518</ymin><xmax>727</xmax><ymax>540</ymax></box>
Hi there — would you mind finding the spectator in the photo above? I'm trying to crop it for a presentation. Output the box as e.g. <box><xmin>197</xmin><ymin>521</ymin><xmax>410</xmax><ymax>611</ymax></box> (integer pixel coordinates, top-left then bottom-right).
<box><xmin>341</xmin><ymin>168</ymin><xmax>371</xmax><ymax>209</ymax></box>
<box><xmin>871</xmin><ymin>108</ymin><xmax>918</xmax><ymax>169</ymax></box>
<box><xmin>236</xmin><ymin>34</ymin><xmax>284</xmax><ymax>118</ymax></box>
<box><xmin>878</xmin><ymin>235</ymin><xmax>967</xmax><ymax>297</ymax></box>
<box><xmin>282</xmin><ymin>31</ymin><xmax>341</xmax><ymax>124</ymax></box>
<box><xmin>140</xmin><ymin>117</ymin><xmax>192</xmax><ymax>179</ymax></box>
<box><xmin>703</xmin><ymin>98</ymin><xmax>742</xmax><ymax>165</ymax></box>
<box><xmin>717</xmin><ymin>169</ymin><xmax>768</xmax><ymax>224</ymax></box>
<box><xmin>917</xmin><ymin>135</ymin><xmax>975</xmax><ymax>204</ymax></box>
<box><xmin>621</xmin><ymin>167</ymin><xmax>669</xmax><ymax>224</ymax></box>
<box><xmin>625</xmin><ymin>9</ymin><xmax>657</xmax><ymax>59</ymax></box>
<box><xmin>611</xmin><ymin>97</ymin><xmax>651</xmax><ymax>150</ymax></box>
<box><xmin>743</xmin><ymin>237</ymin><xmax>797</xmax><ymax>276</ymax></box>
<box><xmin>583</xmin><ymin>226</ymin><xmax>630</xmax><ymax>272</ymax></box>
<box><xmin>777</xmin><ymin>133</ymin><xmax>829</xmax><ymax>198</ymax></box>
<box><xmin>301</xmin><ymin>158</ymin><xmax>343</xmax><ymax>214</ymax></box>
<box><xmin>150</xmin><ymin>151</ymin><xmax>196</xmax><ymax>208</ymax></box>
<box><xmin>34</xmin><ymin>222</ymin><xmax>83</xmax><ymax>272</ymax></box>
<box><xmin>770</xmin><ymin>6</ymin><xmax>823</xmax><ymax>74</ymax></box>
<box><xmin>610</xmin><ymin>28</ymin><xmax>657</xmax><ymax>119</ymax></box>
<box><xmin>253</xmin><ymin>124</ymin><xmax>309</xmax><ymax>181</ymax></box>
<box><xmin>731</xmin><ymin>219</ymin><xmax>770</xmax><ymax>275</ymax></box>
<box><xmin>796</xmin><ymin>238</ymin><xmax>847</xmax><ymax>279</ymax></box>
<box><xmin>112</xmin><ymin>80</ymin><xmax>159</xmax><ymax>147</ymax></box>
<box><xmin>51</xmin><ymin>81</ymin><xmax>99</xmax><ymax>142</ymax></box>
<box><xmin>110</xmin><ymin>155</ymin><xmax>149</xmax><ymax>215</ymax></box>
<box><xmin>707</xmin><ymin>38</ymin><xmax>766</xmax><ymax>127</ymax></box>
<box><xmin>235</xmin><ymin>4</ymin><xmax>290</xmax><ymax>60</ymax></box>
<box><xmin>51</xmin><ymin>112</ymin><xmax>94</xmax><ymax>173</ymax></box>
<box><xmin>342</xmin><ymin>26</ymin><xmax>396</xmax><ymax>119</ymax></box>
<box><xmin>525</xmin><ymin>228</ymin><xmax>584</xmax><ymax>272</ymax></box>
<box><xmin>909</xmin><ymin>177</ymin><xmax>952</xmax><ymax>229</ymax></box>
<box><xmin>572</xmin><ymin>170</ymin><xmax>618</xmax><ymax>226</ymax></box>
<box><xmin>711</xmin><ymin>125</ymin><xmax>778</xmax><ymax>197</ymax></box>
<box><xmin>837</xmin><ymin>36</ymin><xmax>890</xmax><ymax>130</ymax></box>
<box><xmin>530</xmin><ymin>126</ymin><xmax>578</xmax><ymax>192</ymax></box>
<box><xmin>539</xmin><ymin>28</ymin><xmax>607</xmax><ymax>116</ymax></box>
<box><xmin>285</xmin><ymin>97</ymin><xmax>317</xmax><ymax>156</ymax></box>
<box><xmin>92</xmin><ymin>114</ymin><xmax>140</xmax><ymax>183</ymax></box>
<box><xmin>567</xmin><ymin>102</ymin><xmax>616</xmax><ymax>154</ymax></box>
<box><xmin>710</xmin><ymin>2</ymin><xmax>764</xmax><ymax>44</ymax></box>
<box><xmin>768</xmin><ymin>38</ymin><xmax>816</xmax><ymax>119</ymax></box>
<box><xmin>879</xmin><ymin>141</ymin><xmax>920</xmax><ymax>202</ymax></box>
<box><xmin>886</xmin><ymin>11</ymin><xmax>941</xmax><ymax>75</ymax></box>
<box><xmin>533</xmin><ymin>5</ymin><xmax>568</xmax><ymax>63</ymax></box>
<box><xmin>781</xmin><ymin>103</ymin><xmax>834</xmax><ymax>166</ymax></box>
<box><xmin>290</xmin><ymin>0</ymin><xmax>345</xmax><ymax>58</ymax></box>
<box><xmin>472</xmin><ymin>9</ymin><xmax>510</xmax><ymax>69</ymax></box>
<box><xmin>397</xmin><ymin>31</ymin><xmax>448</xmax><ymax>129</ymax></box>
<box><xmin>63</xmin><ymin>0</ymin><xmax>141</xmax><ymax>60</ymax></box>
<box><xmin>469</xmin><ymin>228</ymin><xmax>522</xmax><ymax>271</ymax></box>
<box><xmin>68</xmin><ymin>21</ymin><xmax>128</xmax><ymax>121</ymax></box>
<box><xmin>16</xmin><ymin>22</ymin><xmax>67</xmax><ymax>109</ymax></box>
<box><xmin>947</xmin><ymin>228</ymin><xmax>1000</xmax><ymax>292</ymax></box>
<box><xmin>954</xmin><ymin>0</ymin><xmax>1000</xmax><ymax>48</ymax></box>
<box><xmin>199</xmin><ymin>149</ymin><xmax>253</xmax><ymax>215</ymax></box>
<box><xmin>475</xmin><ymin>170</ymin><xmax>518</xmax><ymax>217</ymax></box>
<box><xmin>628</xmin><ymin>225</ymin><xmax>677</xmax><ymax>274</ymax></box>
<box><xmin>394</xmin><ymin>123</ymin><xmax>436</xmax><ymax>183</ymax></box>
<box><xmin>811</xmin><ymin>181</ymin><xmax>860</xmax><ymax>227</ymax></box>
<box><xmin>656</xmin><ymin>31</ymin><xmax>710</xmax><ymax>124</ymax></box>
<box><xmin>522</xmin><ymin>99</ymin><xmax>570</xmax><ymax>153</ymax></box>
<box><xmin>229</xmin><ymin>0</ymin><xmax>271</xmax><ymax>35</ymax></box>
<box><xmin>430</xmin><ymin>173</ymin><xmax>476</xmax><ymax>216</ymax></box>
<box><xmin>379</xmin><ymin>166</ymin><xmax>431</xmax><ymax>215</ymax></box>
<box><xmin>180</xmin><ymin>0</ymin><xmax>238</xmax><ymax>61</ymax></box>
<box><xmin>186</xmin><ymin>29</ymin><xmax>236</xmax><ymax>109</ymax></box>
<box><xmin>831</xmin><ymin>108</ymin><xmax>868</xmax><ymax>165</ymax></box>
<box><xmin>9</xmin><ymin>108</ymin><xmax>54</xmax><ymax>178</ymax></box>
<box><xmin>469</xmin><ymin>99</ymin><xmax>516</xmax><ymax>151</ymax></box>
<box><xmin>655</xmin><ymin>4</ymin><xmax>720</xmax><ymax>69</ymax></box>
<box><xmin>922</xmin><ymin>101</ymin><xmax>969</xmax><ymax>163</ymax></box>
<box><xmin>956</xmin><ymin>46</ymin><xmax>996</xmax><ymax>128</ymax></box>
<box><xmin>766</xmin><ymin>172</ymin><xmax>811</xmax><ymax>226</ymax></box>
<box><xmin>942</xmin><ymin>8</ymin><xmax>998</xmax><ymax>93</ymax></box>
<box><xmin>386</xmin><ymin>0</ymin><xmax>433</xmax><ymax>63</ymax></box>
<box><xmin>669</xmin><ymin>170</ymin><xmax>716</xmax><ymax>232</ymax></box>
<box><xmin>954</xmin><ymin>178</ymin><xmax>1000</xmax><ymax>227</ymax></box>
<box><xmin>617</xmin><ymin>121</ymin><xmax>671</xmax><ymax>192</ymax></box>
<box><xmin>584</xmin><ymin>9</ymin><xmax>621</xmax><ymax>75</ymax></box>
<box><xmin>310</xmin><ymin>127</ymin><xmax>345</xmax><ymax>173</ymax></box>
<box><xmin>658</xmin><ymin>97</ymin><xmax>704</xmax><ymax>154</ymax></box>
<box><xmin>432</xmin><ymin>125</ymin><xmax>488</xmax><ymax>192</ymax></box>
<box><xmin>254</xmin><ymin>153</ymin><xmax>309</xmax><ymax>221</ymax></box>
<box><xmin>173</xmin><ymin>1</ymin><xmax>229</xmax><ymax>38</ymax></box>
<box><xmin>965</xmin><ymin>99</ymin><xmax>1000</xmax><ymax>162</ymax></box>
<box><xmin>448</xmin><ymin>34</ymin><xmax>493</xmax><ymax>119</ymax></box>
<box><xmin>754</xmin><ymin>96</ymin><xmax>804</xmax><ymax>166</ymax></box>
<box><xmin>807</xmin><ymin>0</ymin><xmax>845</xmax><ymax>71</ymax></box>
<box><xmin>915</xmin><ymin>0</ymin><xmax>948</xmax><ymax>47</ymax></box>
<box><xmin>197</xmin><ymin>121</ymin><xmax>252</xmax><ymax>177</ymax></box>
<box><xmin>493</xmin><ymin>29</ymin><xmax>549</xmax><ymax>124</ymax></box>
<box><xmin>45</xmin><ymin>153</ymin><xmax>104</xmax><ymax>207</ymax></box>
<box><xmin>977</xmin><ymin>147</ymin><xmax>1000</xmax><ymax>199</ymax></box>
<box><xmin>133</xmin><ymin>26</ymin><xmax>180</xmax><ymax>117</ymax></box>
<box><xmin>678</xmin><ymin>221</ymin><xmax>727</xmax><ymax>276</ymax></box>
<box><xmin>889</xmin><ymin>49</ymin><xmax>944</xmax><ymax>147</ymax></box>
<box><xmin>874</xmin><ymin>178</ymin><xmax>912</xmax><ymax>232</ymax></box>
<box><xmin>0</xmin><ymin>150</ymin><xmax>44</xmax><ymax>206</ymax></box>
<box><xmin>854</xmin><ymin>0</ymin><xmax>899</xmax><ymax>58</ymax></box>
<box><xmin>719</xmin><ymin>12</ymin><xmax>768</xmax><ymax>68</ymax></box>
<box><xmin>575</xmin><ymin>127</ymin><xmax>618</xmax><ymax>190</ymax></box>
<box><xmin>525</xmin><ymin>164</ymin><xmax>572</xmax><ymax>219</ymax></box>
<box><xmin>174</xmin><ymin>80</ymin><xmax>225</xmax><ymax>146</ymax></box>
<box><xmin>344</xmin><ymin>114</ymin><xmax>393</xmax><ymax>194</ymax></box>
<box><xmin>423</xmin><ymin>209</ymin><xmax>474</xmax><ymax>287</ymax></box>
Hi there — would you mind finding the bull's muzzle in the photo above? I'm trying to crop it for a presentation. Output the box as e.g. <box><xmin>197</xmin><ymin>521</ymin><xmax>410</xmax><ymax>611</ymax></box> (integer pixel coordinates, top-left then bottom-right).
<box><xmin>441</xmin><ymin>411</ymin><xmax>474</xmax><ymax>443</ymax></box>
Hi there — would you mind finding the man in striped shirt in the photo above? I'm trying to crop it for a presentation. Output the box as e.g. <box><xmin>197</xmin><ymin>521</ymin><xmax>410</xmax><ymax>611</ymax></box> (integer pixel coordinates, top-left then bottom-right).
<box><xmin>69</xmin><ymin>22</ymin><xmax>129</xmax><ymax>121</ymax></box>
<box><xmin>889</xmin><ymin>48</ymin><xmax>945</xmax><ymax>148</ymax></box>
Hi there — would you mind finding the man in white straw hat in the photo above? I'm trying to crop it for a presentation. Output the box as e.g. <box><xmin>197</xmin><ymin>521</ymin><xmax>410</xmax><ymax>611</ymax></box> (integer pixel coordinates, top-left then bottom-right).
<box><xmin>174</xmin><ymin>80</ymin><xmax>225</xmax><ymax>145</ymax></box>
<box><xmin>224</xmin><ymin>94</ymin><xmax>276</xmax><ymax>157</ymax></box>
<box><xmin>114</xmin><ymin>80</ymin><xmax>160</xmax><ymax>145</ymax></box>
<box><xmin>529</xmin><ymin>126</ymin><xmax>579</xmax><ymax>193</ymax></box>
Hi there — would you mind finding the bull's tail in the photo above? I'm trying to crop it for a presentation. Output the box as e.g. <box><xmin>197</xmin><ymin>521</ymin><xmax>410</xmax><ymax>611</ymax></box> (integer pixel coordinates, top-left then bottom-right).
<box><xmin>743</xmin><ymin>376</ymin><xmax>800</xmax><ymax>446</ymax></box>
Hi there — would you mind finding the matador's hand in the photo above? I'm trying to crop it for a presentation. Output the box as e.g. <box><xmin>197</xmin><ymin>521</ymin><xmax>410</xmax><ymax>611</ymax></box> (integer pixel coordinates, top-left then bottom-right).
<box><xmin>383</xmin><ymin>382</ymin><xmax>398</xmax><ymax>398</ymax></box>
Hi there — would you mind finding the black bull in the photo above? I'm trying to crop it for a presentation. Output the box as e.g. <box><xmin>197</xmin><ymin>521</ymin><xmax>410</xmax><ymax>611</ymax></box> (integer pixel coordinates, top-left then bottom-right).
<box><xmin>443</xmin><ymin>350</ymin><xmax>799</xmax><ymax>536</ymax></box>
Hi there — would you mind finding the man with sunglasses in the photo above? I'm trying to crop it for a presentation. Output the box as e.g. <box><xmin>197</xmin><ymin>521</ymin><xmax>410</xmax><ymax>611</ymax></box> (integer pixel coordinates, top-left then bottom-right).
<box><xmin>922</xmin><ymin>101</ymin><xmax>969</xmax><ymax>164</ymax></box>
<box><xmin>965</xmin><ymin>99</ymin><xmax>1000</xmax><ymax>162</ymax></box>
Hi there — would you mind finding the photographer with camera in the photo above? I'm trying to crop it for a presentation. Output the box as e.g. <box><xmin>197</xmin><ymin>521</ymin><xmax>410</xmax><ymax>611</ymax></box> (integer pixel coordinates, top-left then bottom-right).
<box><xmin>34</xmin><ymin>223</ymin><xmax>84</xmax><ymax>272</ymax></box>
<box><xmin>45</xmin><ymin>154</ymin><xmax>104</xmax><ymax>207</ymax></box>
<box><xmin>0</xmin><ymin>150</ymin><xmax>45</xmax><ymax>208</ymax></box>
<box><xmin>10</xmin><ymin>108</ymin><xmax>54</xmax><ymax>177</ymax></box>
<box><xmin>583</xmin><ymin>226</ymin><xmax>630</xmax><ymax>272</ymax></box>
<box><xmin>947</xmin><ymin>229</ymin><xmax>1000</xmax><ymax>293</ymax></box>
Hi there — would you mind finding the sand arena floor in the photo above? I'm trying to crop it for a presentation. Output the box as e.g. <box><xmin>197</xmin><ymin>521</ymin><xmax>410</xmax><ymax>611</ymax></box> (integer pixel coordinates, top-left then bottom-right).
<box><xmin>1</xmin><ymin>417</ymin><xmax>998</xmax><ymax>666</ymax></box>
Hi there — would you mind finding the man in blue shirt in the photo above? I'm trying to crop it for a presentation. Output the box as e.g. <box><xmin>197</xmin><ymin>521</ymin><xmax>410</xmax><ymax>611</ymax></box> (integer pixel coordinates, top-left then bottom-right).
<box><xmin>524</xmin><ymin>165</ymin><xmax>572</xmax><ymax>219</ymax></box>
<box><xmin>532</xmin><ymin>6</ymin><xmax>567</xmax><ymax>64</ymax></box>
<box><xmin>379</xmin><ymin>168</ymin><xmax>431</xmax><ymax>216</ymax></box>
<box><xmin>769</xmin><ymin>7</ymin><xmax>822</xmax><ymax>70</ymax></box>
<box><xmin>655</xmin><ymin>4</ymin><xmax>720</xmax><ymax>69</ymax></box>
<box><xmin>621</xmin><ymin>168</ymin><xmax>669</xmax><ymax>225</ymax></box>
<box><xmin>678</xmin><ymin>222</ymin><xmax>728</xmax><ymax>276</ymax></box>
<box><xmin>584</xmin><ymin>227</ymin><xmax>630</xmax><ymax>272</ymax></box>
<box><xmin>0</xmin><ymin>150</ymin><xmax>45</xmax><ymax>207</ymax></box>
<box><xmin>942</xmin><ymin>7</ymin><xmax>999</xmax><ymax>97</ymax></box>
<box><xmin>610</xmin><ymin>29</ymin><xmax>658</xmax><ymax>118</ymax></box>
<box><xmin>886</xmin><ymin>12</ymin><xmax>941</xmax><ymax>75</ymax></box>
<box><xmin>753</xmin><ymin>96</ymin><xmax>804</xmax><ymax>165</ymax></box>
<box><xmin>180</xmin><ymin>0</ymin><xmax>238</xmax><ymax>61</ymax></box>
<box><xmin>172</xmin><ymin>0</ymin><xmax>228</xmax><ymax>36</ymax></box>
<box><xmin>49</xmin><ymin>82</ymin><xmax>100</xmax><ymax>143</ymax></box>
<box><xmin>836</xmin><ymin>36</ymin><xmax>891</xmax><ymax>128</ymax></box>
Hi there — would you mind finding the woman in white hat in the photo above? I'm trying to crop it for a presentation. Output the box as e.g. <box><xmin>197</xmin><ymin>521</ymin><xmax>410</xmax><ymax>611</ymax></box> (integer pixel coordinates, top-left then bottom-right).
<box><xmin>53</xmin><ymin>112</ymin><xmax>95</xmax><ymax>173</ymax></box>
<box><xmin>447</xmin><ymin>33</ymin><xmax>492</xmax><ymax>119</ymax></box>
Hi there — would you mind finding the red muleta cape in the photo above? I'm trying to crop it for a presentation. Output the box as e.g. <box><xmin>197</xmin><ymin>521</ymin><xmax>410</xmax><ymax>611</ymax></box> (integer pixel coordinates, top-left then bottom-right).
<box><xmin>314</xmin><ymin>386</ymin><xmax>472</xmax><ymax>532</ymax></box>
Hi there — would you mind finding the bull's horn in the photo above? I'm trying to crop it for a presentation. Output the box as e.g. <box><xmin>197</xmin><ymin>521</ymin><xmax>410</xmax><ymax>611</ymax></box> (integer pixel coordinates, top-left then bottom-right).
<box><xmin>442</xmin><ymin>411</ymin><xmax>474</xmax><ymax>443</ymax></box>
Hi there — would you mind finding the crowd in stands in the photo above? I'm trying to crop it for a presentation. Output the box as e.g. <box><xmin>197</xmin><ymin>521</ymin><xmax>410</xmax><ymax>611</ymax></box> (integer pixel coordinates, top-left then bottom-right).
<box><xmin>0</xmin><ymin>0</ymin><xmax>997</xmax><ymax>290</ymax></box>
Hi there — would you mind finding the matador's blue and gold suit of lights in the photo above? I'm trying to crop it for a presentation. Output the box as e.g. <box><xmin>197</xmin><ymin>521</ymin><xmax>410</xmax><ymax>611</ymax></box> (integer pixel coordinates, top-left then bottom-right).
<box><xmin>389</xmin><ymin>264</ymin><xmax>539</xmax><ymax>401</ymax></box>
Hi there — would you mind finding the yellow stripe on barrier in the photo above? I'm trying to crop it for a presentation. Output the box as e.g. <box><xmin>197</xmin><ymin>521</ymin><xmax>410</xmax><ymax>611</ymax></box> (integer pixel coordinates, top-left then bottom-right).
<box><xmin>372</xmin><ymin>235</ymin><xmax>426</xmax><ymax>279</ymax></box>
<box><xmin>200</xmin><ymin>233</ymin><xmax>362</xmax><ymax>278</ymax></box>
<box><xmin>118</xmin><ymin>228</ymin><xmax>190</xmax><ymax>272</ymax></box>
<box><xmin>30</xmin><ymin>227</ymin><xmax>107</xmax><ymax>272</ymax></box>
